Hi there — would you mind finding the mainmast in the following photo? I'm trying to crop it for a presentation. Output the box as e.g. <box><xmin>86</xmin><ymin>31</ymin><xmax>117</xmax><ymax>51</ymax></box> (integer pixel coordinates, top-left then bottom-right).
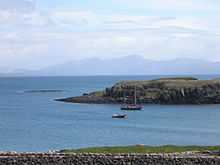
<box><xmin>123</xmin><ymin>89</ymin><xmax>126</xmax><ymax>104</ymax></box>
<box><xmin>134</xmin><ymin>86</ymin><xmax>137</xmax><ymax>105</ymax></box>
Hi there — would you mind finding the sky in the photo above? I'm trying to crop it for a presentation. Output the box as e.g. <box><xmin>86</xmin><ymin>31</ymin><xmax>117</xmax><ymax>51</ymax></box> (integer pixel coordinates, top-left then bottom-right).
<box><xmin>0</xmin><ymin>0</ymin><xmax>220</xmax><ymax>71</ymax></box>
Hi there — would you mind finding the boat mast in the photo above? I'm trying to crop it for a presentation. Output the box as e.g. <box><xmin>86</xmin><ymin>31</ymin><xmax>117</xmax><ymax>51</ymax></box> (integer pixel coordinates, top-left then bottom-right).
<box><xmin>134</xmin><ymin>86</ymin><xmax>137</xmax><ymax>105</ymax></box>
<box><xmin>123</xmin><ymin>89</ymin><xmax>126</xmax><ymax>104</ymax></box>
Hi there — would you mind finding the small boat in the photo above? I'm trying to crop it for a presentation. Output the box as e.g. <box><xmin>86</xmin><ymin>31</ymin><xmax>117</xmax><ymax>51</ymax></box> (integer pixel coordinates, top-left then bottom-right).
<box><xmin>121</xmin><ymin>86</ymin><xmax>143</xmax><ymax>111</ymax></box>
<box><xmin>112</xmin><ymin>114</ymin><xmax>127</xmax><ymax>119</ymax></box>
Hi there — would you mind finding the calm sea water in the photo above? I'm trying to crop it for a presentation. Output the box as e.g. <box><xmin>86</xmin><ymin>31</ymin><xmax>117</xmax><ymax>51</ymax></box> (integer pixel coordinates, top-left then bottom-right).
<box><xmin>0</xmin><ymin>75</ymin><xmax>220</xmax><ymax>152</ymax></box>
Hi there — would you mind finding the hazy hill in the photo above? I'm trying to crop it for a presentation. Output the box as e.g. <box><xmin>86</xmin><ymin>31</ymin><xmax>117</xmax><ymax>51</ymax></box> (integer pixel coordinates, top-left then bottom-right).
<box><xmin>1</xmin><ymin>55</ymin><xmax>220</xmax><ymax>76</ymax></box>
<box><xmin>35</xmin><ymin>55</ymin><xmax>220</xmax><ymax>76</ymax></box>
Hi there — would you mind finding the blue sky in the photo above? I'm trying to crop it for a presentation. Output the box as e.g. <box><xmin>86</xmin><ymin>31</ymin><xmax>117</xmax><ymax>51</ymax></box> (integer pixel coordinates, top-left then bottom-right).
<box><xmin>0</xmin><ymin>0</ymin><xmax>220</xmax><ymax>71</ymax></box>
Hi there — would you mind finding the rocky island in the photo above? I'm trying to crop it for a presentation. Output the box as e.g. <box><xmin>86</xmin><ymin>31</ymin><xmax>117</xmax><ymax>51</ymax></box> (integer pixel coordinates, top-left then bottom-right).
<box><xmin>56</xmin><ymin>77</ymin><xmax>220</xmax><ymax>104</ymax></box>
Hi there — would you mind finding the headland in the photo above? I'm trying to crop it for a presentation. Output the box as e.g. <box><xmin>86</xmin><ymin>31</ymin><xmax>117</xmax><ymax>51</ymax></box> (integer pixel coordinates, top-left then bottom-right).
<box><xmin>56</xmin><ymin>77</ymin><xmax>220</xmax><ymax>104</ymax></box>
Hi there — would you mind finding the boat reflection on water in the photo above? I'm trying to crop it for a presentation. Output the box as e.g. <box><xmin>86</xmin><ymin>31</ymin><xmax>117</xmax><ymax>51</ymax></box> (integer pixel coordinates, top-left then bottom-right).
<box><xmin>112</xmin><ymin>114</ymin><xmax>127</xmax><ymax>119</ymax></box>
<box><xmin>121</xmin><ymin>104</ymin><xmax>143</xmax><ymax>110</ymax></box>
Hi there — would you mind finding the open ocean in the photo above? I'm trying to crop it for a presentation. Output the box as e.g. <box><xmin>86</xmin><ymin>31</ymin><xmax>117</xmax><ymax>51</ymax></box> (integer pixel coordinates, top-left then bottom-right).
<box><xmin>0</xmin><ymin>75</ymin><xmax>220</xmax><ymax>152</ymax></box>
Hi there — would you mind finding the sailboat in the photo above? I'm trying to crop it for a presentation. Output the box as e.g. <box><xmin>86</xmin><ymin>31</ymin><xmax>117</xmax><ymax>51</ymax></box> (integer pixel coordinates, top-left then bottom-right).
<box><xmin>120</xmin><ymin>86</ymin><xmax>143</xmax><ymax>110</ymax></box>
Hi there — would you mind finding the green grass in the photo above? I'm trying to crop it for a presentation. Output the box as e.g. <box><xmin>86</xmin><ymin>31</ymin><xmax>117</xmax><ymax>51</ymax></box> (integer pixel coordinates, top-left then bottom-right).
<box><xmin>90</xmin><ymin>91</ymin><xmax>105</xmax><ymax>97</ymax></box>
<box><xmin>153</xmin><ymin>77</ymin><xmax>198</xmax><ymax>81</ymax></box>
<box><xmin>61</xmin><ymin>145</ymin><xmax>220</xmax><ymax>154</ymax></box>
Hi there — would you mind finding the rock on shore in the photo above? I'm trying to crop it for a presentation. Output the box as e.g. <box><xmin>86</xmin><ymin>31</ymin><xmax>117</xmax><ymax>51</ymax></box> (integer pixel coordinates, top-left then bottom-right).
<box><xmin>56</xmin><ymin>77</ymin><xmax>220</xmax><ymax>104</ymax></box>
<box><xmin>0</xmin><ymin>152</ymin><xmax>220</xmax><ymax>165</ymax></box>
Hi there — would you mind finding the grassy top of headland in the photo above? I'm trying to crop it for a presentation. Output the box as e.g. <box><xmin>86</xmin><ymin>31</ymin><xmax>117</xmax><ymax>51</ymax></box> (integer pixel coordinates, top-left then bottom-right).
<box><xmin>61</xmin><ymin>145</ymin><xmax>220</xmax><ymax>154</ymax></box>
<box><xmin>113</xmin><ymin>77</ymin><xmax>220</xmax><ymax>89</ymax></box>
<box><xmin>153</xmin><ymin>77</ymin><xmax>198</xmax><ymax>81</ymax></box>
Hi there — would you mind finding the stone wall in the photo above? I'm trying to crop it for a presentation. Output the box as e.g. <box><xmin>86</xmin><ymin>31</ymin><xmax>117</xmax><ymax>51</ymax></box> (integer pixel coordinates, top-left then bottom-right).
<box><xmin>0</xmin><ymin>153</ymin><xmax>220</xmax><ymax>165</ymax></box>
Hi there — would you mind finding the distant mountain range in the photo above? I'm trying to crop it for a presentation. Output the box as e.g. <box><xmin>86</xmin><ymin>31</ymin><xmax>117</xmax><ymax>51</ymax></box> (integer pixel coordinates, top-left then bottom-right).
<box><xmin>1</xmin><ymin>55</ymin><xmax>220</xmax><ymax>76</ymax></box>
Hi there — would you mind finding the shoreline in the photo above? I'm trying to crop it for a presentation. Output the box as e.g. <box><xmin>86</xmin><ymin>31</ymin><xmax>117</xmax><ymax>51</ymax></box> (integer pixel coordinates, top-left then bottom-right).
<box><xmin>0</xmin><ymin>149</ymin><xmax>219</xmax><ymax>165</ymax></box>
<box><xmin>61</xmin><ymin>145</ymin><xmax>220</xmax><ymax>154</ymax></box>
<box><xmin>1</xmin><ymin>146</ymin><xmax>219</xmax><ymax>164</ymax></box>
<box><xmin>2</xmin><ymin>145</ymin><xmax>220</xmax><ymax>154</ymax></box>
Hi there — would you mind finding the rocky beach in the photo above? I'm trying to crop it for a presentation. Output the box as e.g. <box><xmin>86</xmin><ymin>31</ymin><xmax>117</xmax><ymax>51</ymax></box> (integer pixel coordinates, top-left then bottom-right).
<box><xmin>0</xmin><ymin>151</ymin><xmax>220</xmax><ymax>165</ymax></box>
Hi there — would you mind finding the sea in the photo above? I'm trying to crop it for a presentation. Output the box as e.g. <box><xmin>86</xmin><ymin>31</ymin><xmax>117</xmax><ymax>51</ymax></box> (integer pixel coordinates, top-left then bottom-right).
<box><xmin>0</xmin><ymin>75</ymin><xmax>220</xmax><ymax>152</ymax></box>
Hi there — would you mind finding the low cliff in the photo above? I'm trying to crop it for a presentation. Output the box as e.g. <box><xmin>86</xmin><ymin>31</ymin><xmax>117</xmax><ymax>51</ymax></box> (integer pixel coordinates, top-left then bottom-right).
<box><xmin>57</xmin><ymin>77</ymin><xmax>220</xmax><ymax>104</ymax></box>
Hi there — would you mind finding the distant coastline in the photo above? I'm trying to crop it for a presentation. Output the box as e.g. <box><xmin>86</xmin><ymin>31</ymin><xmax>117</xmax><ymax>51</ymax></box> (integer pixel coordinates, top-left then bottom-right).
<box><xmin>24</xmin><ymin>89</ymin><xmax>64</xmax><ymax>93</ymax></box>
<box><xmin>56</xmin><ymin>77</ymin><xmax>220</xmax><ymax>105</ymax></box>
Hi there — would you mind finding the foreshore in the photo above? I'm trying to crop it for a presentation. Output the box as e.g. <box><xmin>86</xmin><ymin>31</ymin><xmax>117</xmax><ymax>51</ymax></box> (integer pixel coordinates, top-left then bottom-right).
<box><xmin>0</xmin><ymin>151</ymin><xmax>219</xmax><ymax>165</ymax></box>
<box><xmin>1</xmin><ymin>145</ymin><xmax>220</xmax><ymax>164</ymax></box>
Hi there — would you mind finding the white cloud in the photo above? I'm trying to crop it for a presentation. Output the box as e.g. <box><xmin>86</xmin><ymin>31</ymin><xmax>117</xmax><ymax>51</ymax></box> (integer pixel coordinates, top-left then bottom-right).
<box><xmin>0</xmin><ymin>11</ymin><xmax>52</xmax><ymax>28</ymax></box>
<box><xmin>111</xmin><ymin>0</ymin><xmax>220</xmax><ymax>12</ymax></box>
<box><xmin>0</xmin><ymin>1</ymin><xmax>220</xmax><ymax>70</ymax></box>
<box><xmin>0</xmin><ymin>0</ymin><xmax>35</xmax><ymax>12</ymax></box>
<box><xmin>50</xmin><ymin>10</ymin><xmax>96</xmax><ymax>26</ymax></box>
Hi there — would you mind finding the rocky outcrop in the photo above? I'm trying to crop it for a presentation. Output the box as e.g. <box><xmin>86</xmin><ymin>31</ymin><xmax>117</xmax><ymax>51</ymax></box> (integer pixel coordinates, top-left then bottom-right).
<box><xmin>56</xmin><ymin>77</ymin><xmax>220</xmax><ymax>105</ymax></box>
<box><xmin>57</xmin><ymin>95</ymin><xmax>118</xmax><ymax>104</ymax></box>
<box><xmin>0</xmin><ymin>152</ymin><xmax>219</xmax><ymax>165</ymax></box>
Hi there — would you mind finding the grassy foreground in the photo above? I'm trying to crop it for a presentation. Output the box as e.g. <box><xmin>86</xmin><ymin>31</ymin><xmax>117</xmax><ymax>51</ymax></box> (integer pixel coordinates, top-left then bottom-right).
<box><xmin>61</xmin><ymin>145</ymin><xmax>220</xmax><ymax>154</ymax></box>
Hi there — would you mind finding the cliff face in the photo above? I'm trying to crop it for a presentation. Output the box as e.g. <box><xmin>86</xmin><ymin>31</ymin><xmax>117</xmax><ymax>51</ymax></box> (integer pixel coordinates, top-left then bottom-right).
<box><xmin>57</xmin><ymin>77</ymin><xmax>220</xmax><ymax>105</ymax></box>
